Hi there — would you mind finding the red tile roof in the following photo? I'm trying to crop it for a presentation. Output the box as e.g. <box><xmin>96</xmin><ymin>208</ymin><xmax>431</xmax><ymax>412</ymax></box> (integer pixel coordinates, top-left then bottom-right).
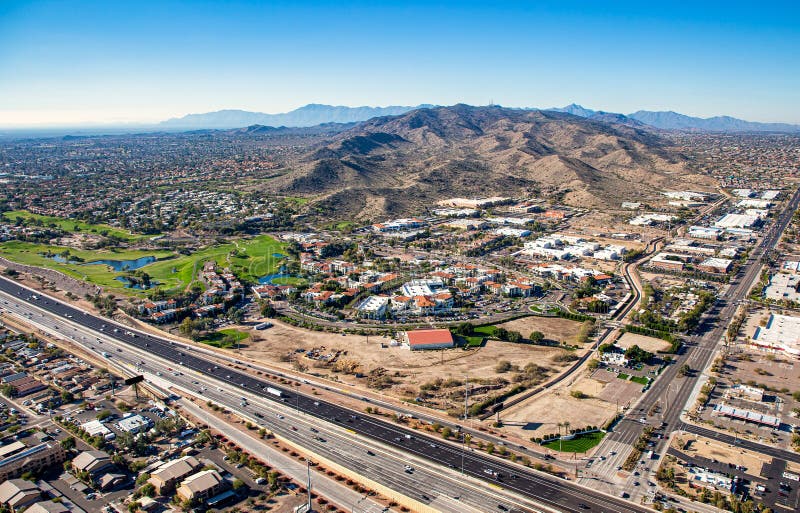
<box><xmin>406</xmin><ymin>329</ymin><xmax>454</xmax><ymax>347</ymax></box>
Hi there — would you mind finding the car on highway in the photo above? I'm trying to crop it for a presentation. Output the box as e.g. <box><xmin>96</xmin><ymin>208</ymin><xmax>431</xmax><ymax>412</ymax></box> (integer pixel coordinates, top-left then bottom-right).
<box><xmin>404</xmin><ymin>465</ymin><xmax>413</xmax><ymax>473</ymax></box>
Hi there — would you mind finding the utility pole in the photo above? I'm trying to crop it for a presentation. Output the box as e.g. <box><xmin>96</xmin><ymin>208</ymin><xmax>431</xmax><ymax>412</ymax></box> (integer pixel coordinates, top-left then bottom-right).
<box><xmin>306</xmin><ymin>460</ymin><xmax>312</xmax><ymax>512</ymax></box>
<box><xmin>463</xmin><ymin>375</ymin><xmax>469</xmax><ymax>475</ymax></box>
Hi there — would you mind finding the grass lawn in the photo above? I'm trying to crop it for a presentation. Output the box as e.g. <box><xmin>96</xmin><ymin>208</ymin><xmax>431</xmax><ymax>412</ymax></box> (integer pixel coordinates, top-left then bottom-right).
<box><xmin>0</xmin><ymin>234</ymin><xmax>286</xmax><ymax>296</ymax></box>
<box><xmin>630</xmin><ymin>375</ymin><xmax>650</xmax><ymax>385</ymax></box>
<box><xmin>271</xmin><ymin>276</ymin><xmax>307</xmax><ymax>286</ymax></box>
<box><xmin>2</xmin><ymin>210</ymin><xmax>153</xmax><ymax>241</ymax></box>
<box><xmin>327</xmin><ymin>221</ymin><xmax>358</xmax><ymax>232</ymax></box>
<box><xmin>198</xmin><ymin>328</ymin><xmax>249</xmax><ymax>348</ymax></box>
<box><xmin>0</xmin><ymin>241</ymin><xmax>174</xmax><ymax>293</ymax></box>
<box><xmin>473</xmin><ymin>325</ymin><xmax>497</xmax><ymax>336</ymax></box>
<box><xmin>617</xmin><ymin>373</ymin><xmax>630</xmax><ymax>380</ymax></box>
<box><xmin>462</xmin><ymin>335</ymin><xmax>485</xmax><ymax>347</ymax></box>
<box><xmin>541</xmin><ymin>431</ymin><xmax>606</xmax><ymax>453</ymax></box>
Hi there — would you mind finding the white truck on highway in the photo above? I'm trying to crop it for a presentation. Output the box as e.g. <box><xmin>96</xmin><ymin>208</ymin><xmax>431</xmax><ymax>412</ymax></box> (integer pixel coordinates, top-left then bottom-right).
<box><xmin>266</xmin><ymin>387</ymin><xmax>283</xmax><ymax>398</ymax></box>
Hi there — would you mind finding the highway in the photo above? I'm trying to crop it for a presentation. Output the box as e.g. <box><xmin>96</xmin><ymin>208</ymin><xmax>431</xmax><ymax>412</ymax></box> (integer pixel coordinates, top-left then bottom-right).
<box><xmin>0</xmin><ymin>291</ymin><xmax>541</xmax><ymax>513</ymax></box>
<box><xmin>0</xmin><ymin>275</ymin><xmax>652</xmax><ymax>513</ymax></box>
<box><xmin>580</xmin><ymin>186</ymin><xmax>800</xmax><ymax>500</ymax></box>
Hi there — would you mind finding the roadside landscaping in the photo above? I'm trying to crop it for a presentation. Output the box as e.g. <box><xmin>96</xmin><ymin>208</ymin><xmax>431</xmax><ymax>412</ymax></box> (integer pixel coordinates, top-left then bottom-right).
<box><xmin>541</xmin><ymin>431</ymin><xmax>605</xmax><ymax>453</ymax></box>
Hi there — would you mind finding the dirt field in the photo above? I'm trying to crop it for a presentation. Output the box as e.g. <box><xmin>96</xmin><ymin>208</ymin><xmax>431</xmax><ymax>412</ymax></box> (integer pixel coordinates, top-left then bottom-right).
<box><xmin>500</xmin><ymin>384</ymin><xmax>616</xmax><ymax>440</ymax></box>
<box><xmin>499</xmin><ymin>370</ymin><xmax>621</xmax><ymax>439</ymax></box>
<box><xmin>492</xmin><ymin>316</ymin><xmax>586</xmax><ymax>345</ymax></box>
<box><xmin>591</xmin><ymin>368</ymin><xmax>644</xmax><ymax>407</ymax></box>
<box><xmin>616</xmin><ymin>332</ymin><xmax>672</xmax><ymax>353</ymax></box>
<box><xmin>672</xmin><ymin>433</ymin><xmax>771</xmax><ymax>478</ymax></box>
<box><xmin>239</xmin><ymin>318</ymin><xmax>581</xmax><ymax>403</ymax></box>
<box><xmin>725</xmin><ymin>350</ymin><xmax>799</xmax><ymax>393</ymax></box>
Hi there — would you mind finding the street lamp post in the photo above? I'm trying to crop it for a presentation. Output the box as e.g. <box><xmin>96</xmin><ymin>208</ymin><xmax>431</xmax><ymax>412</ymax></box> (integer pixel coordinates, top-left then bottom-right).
<box><xmin>462</xmin><ymin>374</ymin><xmax>469</xmax><ymax>475</ymax></box>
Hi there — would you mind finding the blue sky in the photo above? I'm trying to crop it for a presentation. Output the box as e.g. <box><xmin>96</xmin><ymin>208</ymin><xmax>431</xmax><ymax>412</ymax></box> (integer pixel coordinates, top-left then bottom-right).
<box><xmin>1</xmin><ymin>0</ymin><xmax>798</xmax><ymax>126</ymax></box>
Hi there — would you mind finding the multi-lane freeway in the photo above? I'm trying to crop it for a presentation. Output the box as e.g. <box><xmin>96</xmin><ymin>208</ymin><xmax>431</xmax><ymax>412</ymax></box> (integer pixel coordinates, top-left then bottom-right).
<box><xmin>0</xmin><ymin>274</ymin><xmax>652</xmax><ymax>513</ymax></box>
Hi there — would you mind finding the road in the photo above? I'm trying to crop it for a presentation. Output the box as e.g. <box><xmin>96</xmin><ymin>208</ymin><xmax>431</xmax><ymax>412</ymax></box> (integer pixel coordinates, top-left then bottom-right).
<box><xmin>481</xmin><ymin>237</ymin><xmax>661</xmax><ymax>420</ymax></box>
<box><xmin>0</xmin><ymin>295</ymin><xmax>541</xmax><ymax>513</ymax></box>
<box><xmin>580</xmin><ymin>186</ymin><xmax>800</xmax><ymax>501</ymax></box>
<box><xmin>0</xmin><ymin>276</ymin><xmax>652</xmax><ymax>513</ymax></box>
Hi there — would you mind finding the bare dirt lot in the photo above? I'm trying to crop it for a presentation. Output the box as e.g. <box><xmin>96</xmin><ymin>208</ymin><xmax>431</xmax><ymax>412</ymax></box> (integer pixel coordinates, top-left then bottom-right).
<box><xmin>239</xmin><ymin>318</ymin><xmax>584</xmax><ymax>411</ymax></box>
<box><xmin>491</xmin><ymin>316</ymin><xmax>587</xmax><ymax>345</ymax></box>
<box><xmin>591</xmin><ymin>368</ymin><xmax>645</xmax><ymax>407</ymax></box>
<box><xmin>499</xmin><ymin>370</ymin><xmax>622</xmax><ymax>441</ymax></box>
<box><xmin>616</xmin><ymin>332</ymin><xmax>673</xmax><ymax>353</ymax></box>
<box><xmin>500</xmin><ymin>385</ymin><xmax>615</xmax><ymax>440</ymax></box>
<box><xmin>672</xmin><ymin>433</ymin><xmax>771</xmax><ymax>478</ymax></box>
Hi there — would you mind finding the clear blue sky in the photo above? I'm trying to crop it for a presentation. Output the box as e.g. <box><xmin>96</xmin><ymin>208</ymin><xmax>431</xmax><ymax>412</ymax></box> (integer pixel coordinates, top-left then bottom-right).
<box><xmin>1</xmin><ymin>0</ymin><xmax>798</xmax><ymax>126</ymax></box>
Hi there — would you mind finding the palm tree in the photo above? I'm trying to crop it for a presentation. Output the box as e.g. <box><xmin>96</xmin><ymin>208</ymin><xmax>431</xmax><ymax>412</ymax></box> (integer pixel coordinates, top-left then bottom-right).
<box><xmin>557</xmin><ymin>422</ymin><xmax>565</xmax><ymax>452</ymax></box>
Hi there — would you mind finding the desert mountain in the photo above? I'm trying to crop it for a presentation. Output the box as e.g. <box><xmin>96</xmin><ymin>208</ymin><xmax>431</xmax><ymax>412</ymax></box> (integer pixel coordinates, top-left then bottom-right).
<box><xmin>626</xmin><ymin>110</ymin><xmax>800</xmax><ymax>132</ymax></box>
<box><xmin>551</xmin><ymin>104</ymin><xmax>800</xmax><ymax>133</ymax></box>
<box><xmin>269</xmin><ymin>105</ymin><xmax>712</xmax><ymax>219</ymax></box>
<box><xmin>160</xmin><ymin>104</ymin><xmax>431</xmax><ymax>129</ymax></box>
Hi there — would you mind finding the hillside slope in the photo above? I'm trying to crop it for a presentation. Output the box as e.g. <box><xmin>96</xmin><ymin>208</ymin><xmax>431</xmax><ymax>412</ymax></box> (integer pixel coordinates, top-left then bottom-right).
<box><xmin>269</xmin><ymin>105</ymin><xmax>712</xmax><ymax>219</ymax></box>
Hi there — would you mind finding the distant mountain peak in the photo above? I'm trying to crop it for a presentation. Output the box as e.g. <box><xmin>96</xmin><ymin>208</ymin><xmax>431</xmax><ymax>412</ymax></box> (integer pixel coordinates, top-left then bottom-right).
<box><xmin>626</xmin><ymin>110</ymin><xmax>800</xmax><ymax>132</ymax></box>
<box><xmin>159</xmin><ymin>104</ymin><xmax>431</xmax><ymax>129</ymax></box>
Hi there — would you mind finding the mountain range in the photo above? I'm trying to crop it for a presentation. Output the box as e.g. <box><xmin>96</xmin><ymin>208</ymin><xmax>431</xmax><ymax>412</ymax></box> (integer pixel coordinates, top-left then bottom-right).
<box><xmin>550</xmin><ymin>104</ymin><xmax>800</xmax><ymax>132</ymax></box>
<box><xmin>264</xmin><ymin>104</ymin><xmax>713</xmax><ymax>219</ymax></box>
<box><xmin>162</xmin><ymin>103</ymin><xmax>800</xmax><ymax>133</ymax></box>
<box><xmin>160</xmin><ymin>104</ymin><xmax>430</xmax><ymax>129</ymax></box>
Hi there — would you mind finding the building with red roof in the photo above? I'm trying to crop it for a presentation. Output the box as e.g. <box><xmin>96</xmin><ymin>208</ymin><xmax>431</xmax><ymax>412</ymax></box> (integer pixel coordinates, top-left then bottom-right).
<box><xmin>404</xmin><ymin>329</ymin><xmax>454</xmax><ymax>351</ymax></box>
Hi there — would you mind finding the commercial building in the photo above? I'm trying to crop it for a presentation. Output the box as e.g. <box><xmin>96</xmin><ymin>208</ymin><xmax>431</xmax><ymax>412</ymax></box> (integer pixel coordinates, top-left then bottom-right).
<box><xmin>25</xmin><ymin>503</ymin><xmax>68</xmax><ymax>513</ymax></box>
<box><xmin>737</xmin><ymin>199</ymin><xmax>772</xmax><ymax>209</ymax></box>
<box><xmin>176</xmin><ymin>469</ymin><xmax>227</xmax><ymax>502</ymax></box>
<box><xmin>751</xmin><ymin>313</ymin><xmax>800</xmax><ymax>358</ymax></box>
<box><xmin>355</xmin><ymin>295</ymin><xmax>390</xmax><ymax>319</ymax></box>
<box><xmin>629</xmin><ymin>213</ymin><xmax>676</xmax><ymax>226</ymax></box>
<box><xmin>764</xmin><ymin>273</ymin><xmax>800</xmax><ymax>303</ymax></box>
<box><xmin>688</xmin><ymin>467</ymin><xmax>733</xmax><ymax>491</ymax></box>
<box><xmin>0</xmin><ymin>443</ymin><xmax>66</xmax><ymax>482</ymax></box>
<box><xmin>404</xmin><ymin>329</ymin><xmax>455</xmax><ymax>351</ymax></box>
<box><xmin>72</xmin><ymin>450</ymin><xmax>114</xmax><ymax>476</ymax></box>
<box><xmin>713</xmin><ymin>404</ymin><xmax>780</xmax><ymax>428</ymax></box>
<box><xmin>662</xmin><ymin>191</ymin><xmax>707</xmax><ymax>202</ymax></box>
<box><xmin>148</xmin><ymin>455</ymin><xmax>202</xmax><ymax>494</ymax></box>
<box><xmin>82</xmin><ymin>419</ymin><xmax>114</xmax><ymax>439</ymax></box>
<box><xmin>697</xmin><ymin>257</ymin><xmax>733</xmax><ymax>274</ymax></box>
<box><xmin>0</xmin><ymin>479</ymin><xmax>41</xmax><ymax>512</ymax></box>
<box><xmin>372</xmin><ymin>218</ymin><xmax>426</xmax><ymax>232</ymax></box>
<box><xmin>649</xmin><ymin>253</ymin><xmax>687</xmax><ymax>272</ymax></box>
<box><xmin>687</xmin><ymin>226</ymin><xmax>722</xmax><ymax>240</ymax></box>
<box><xmin>116</xmin><ymin>413</ymin><xmax>153</xmax><ymax>434</ymax></box>
<box><xmin>714</xmin><ymin>213</ymin><xmax>760</xmax><ymax>229</ymax></box>
<box><xmin>493</xmin><ymin>227</ymin><xmax>531</xmax><ymax>238</ymax></box>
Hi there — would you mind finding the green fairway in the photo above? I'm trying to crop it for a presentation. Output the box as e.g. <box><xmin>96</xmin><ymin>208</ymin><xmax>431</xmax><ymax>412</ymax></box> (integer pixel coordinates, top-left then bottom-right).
<box><xmin>541</xmin><ymin>431</ymin><xmax>605</xmax><ymax>453</ymax></box>
<box><xmin>0</xmin><ymin>234</ymin><xmax>286</xmax><ymax>296</ymax></box>
<box><xmin>122</xmin><ymin>235</ymin><xmax>287</xmax><ymax>294</ymax></box>
<box><xmin>2</xmin><ymin>210</ymin><xmax>153</xmax><ymax>241</ymax></box>
<box><xmin>0</xmin><ymin>241</ymin><xmax>174</xmax><ymax>292</ymax></box>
